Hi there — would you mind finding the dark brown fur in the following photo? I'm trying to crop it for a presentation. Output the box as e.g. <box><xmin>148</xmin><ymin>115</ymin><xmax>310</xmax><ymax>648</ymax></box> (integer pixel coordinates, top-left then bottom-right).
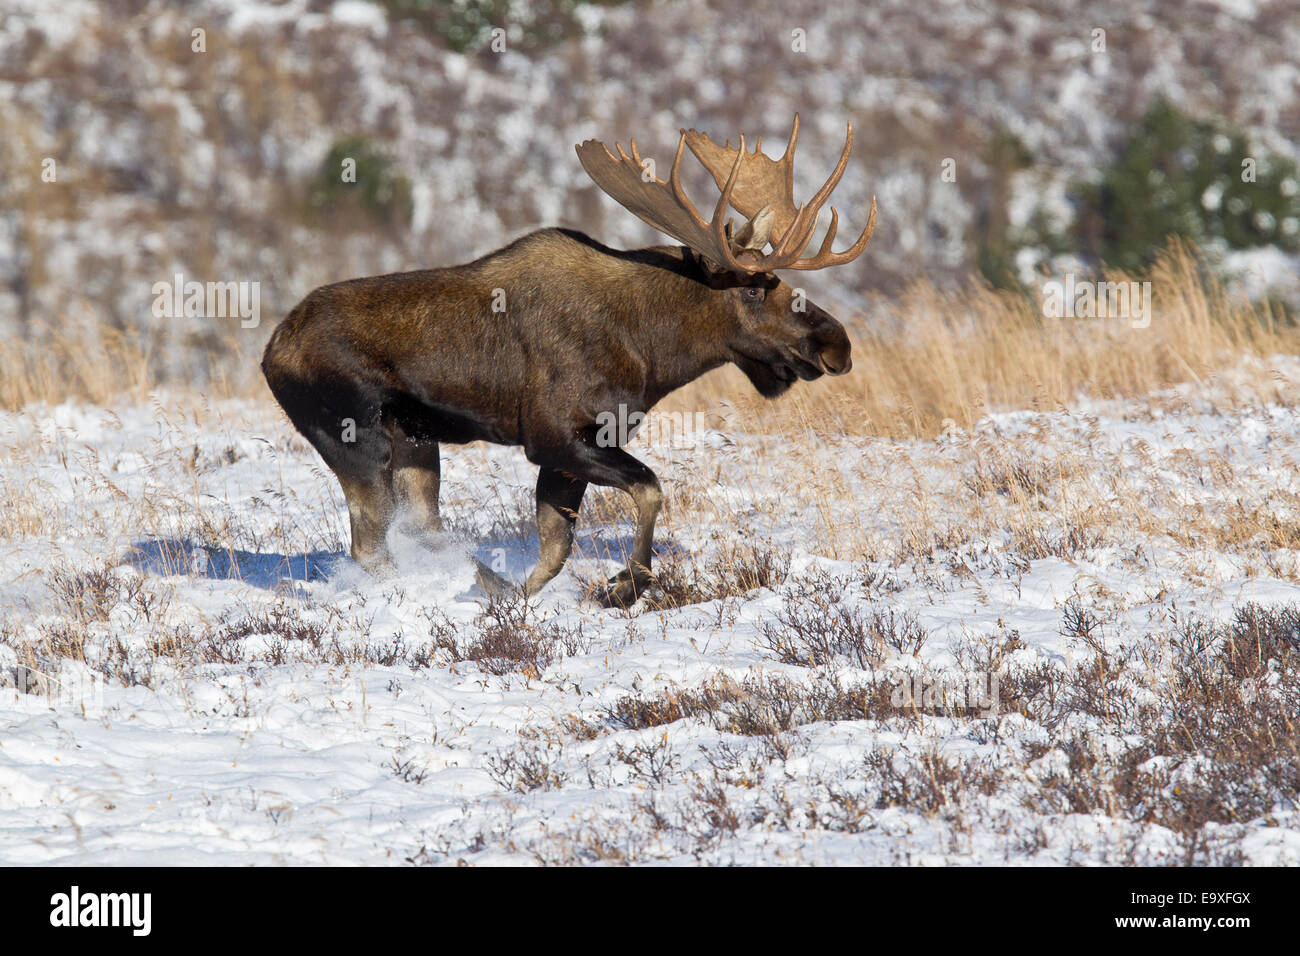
<box><xmin>262</xmin><ymin>227</ymin><xmax>851</xmax><ymax>605</ymax></box>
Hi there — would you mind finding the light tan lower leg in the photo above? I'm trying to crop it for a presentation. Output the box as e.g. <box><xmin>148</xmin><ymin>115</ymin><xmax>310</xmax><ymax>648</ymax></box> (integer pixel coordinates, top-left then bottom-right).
<box><xmin>338</xmin><ymin>473</ymin><xmax>395</xmax><ymax>571</ymax></box>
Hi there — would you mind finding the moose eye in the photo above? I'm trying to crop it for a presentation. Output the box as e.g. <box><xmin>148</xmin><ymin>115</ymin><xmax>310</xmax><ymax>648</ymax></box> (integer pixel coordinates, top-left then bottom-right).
<box><xmin>741</xmin><ymin>286</ymin><xmax>764</xmax><ymax>301</ymax></box>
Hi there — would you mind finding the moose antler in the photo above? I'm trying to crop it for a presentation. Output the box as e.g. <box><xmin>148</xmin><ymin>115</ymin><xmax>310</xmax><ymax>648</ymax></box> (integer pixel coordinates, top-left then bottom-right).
<box><xmin>575</xmin><ymin>133</ymin><xmax>759</xmax><ymax>273</ymax></box>
<box><xmin>576</xmin><ymin>113</ymin><xmax>876</xmax><ymax>273</ymax></box>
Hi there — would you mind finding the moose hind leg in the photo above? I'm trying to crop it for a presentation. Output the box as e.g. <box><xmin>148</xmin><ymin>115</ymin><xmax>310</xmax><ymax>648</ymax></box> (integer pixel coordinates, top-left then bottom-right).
<box><xmin>391</xmin><ymin>433</ymin><xmax>442</xmax><ymax>543</ymax></box>
<box><xmin>338</xmin><ymin>471</ymin><xmax>396</xmax><ymax>572</ymax></box>
<box><xmin>524</xmin><ymin>467</ymin><xmax>588</xmax><ymax>596</ymax></box>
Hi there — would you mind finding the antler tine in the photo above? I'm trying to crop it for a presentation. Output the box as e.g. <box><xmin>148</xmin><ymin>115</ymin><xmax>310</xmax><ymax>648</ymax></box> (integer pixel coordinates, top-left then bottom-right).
<box><xmin>766</xmin><ymin>115</ymin><xmax>806</xmax><ymax>258</ymax></box>
<box><xmin>802</xmin><ymin>122</ymin><xmax>854</xmax><ymax>216</ymax></box>
<box><xmin>765</xmin><ymin>121</ymin><xmax>853</xmax><ymax>266</ymax></box>
<box><xmin>779</xmin><ymin>113</ymin><xmax>800</xmax><ymax>198</ymax></box>
<box><xmin>768</xmin><ymin>202</ymin><xmax>818</xmax><ymax>263</ymax></box>
<box><xmin>666</xmin><ymin>132</ymin><xmax>707</xmax><ymax>233</ymax></box>
<box><xmin>767</xmin><ymin>123</ymin><xmax>875</xmax><ymax>271</ymax></box>
<box><xmin>752</xmin><ymin>116</ymin><xmax>857</xmax><ymax>271</ymax></box>
<box><xmin>789</xmin><ymin>195</ymin><xmax>877</xmax><ymax>270</ymax></box>
<box><xmin>657</xmin><ymin>130</ymin><xmax>753</xmax><ymax>273</ymax></box>
<box><xmin>710</xmin><ymin>135</ymin><xmax>752</xmax><ymax>272</ymax></box>
<box><xmin>731</xmin><ymin>114</ymin><xmax>807</xmax><ymax>264</ymax></box>
<box><xmin>808</xmin><ymin>207</ymin><xmax>840</xmax><ymax>261</ymax></box>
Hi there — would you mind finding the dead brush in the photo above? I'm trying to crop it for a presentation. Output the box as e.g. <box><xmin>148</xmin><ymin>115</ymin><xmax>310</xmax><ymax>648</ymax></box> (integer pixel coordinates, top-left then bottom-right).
<box><xmin>18</xmin><ymin>617</ymin><xmax>202</xmax><ymax>690</ymax></box>
<box><xmin>26</xmin><ymin>621</ymin><xmax>90</xmax><ymax>667</ymax></box>
<box><xmin>604</xmin><ymin>672</ymin><xmax>904</xmax><ymax>737</ymax></box>
<box><xmin>643</xmin><ymin>543</ymin><xmax>791</xmax><ymax>609</ymax></box>
<box><xmin>686</xmin><ymin>780</ymin><xmax>742</xmax><ymax>840</ymax></box>
<box><xmin>604</xmin><ymin>678</ymin><xmax>744</xmax><ymax>731</ymax></box>
<box><xmin>218</xmin><ymin>603</ymin><xmax>328</xmax><ymax>648</ymax></box>
<box><xmin>389</xmin><ymin>756</ymin><xmax>428</xmax><ymax>785</ymax></box>
<box><xmin>1060</xmin><ymin>596</ymin><xmax>1104</xmax><ymax>645</ymax></box>
<box><xmin>211</xmin><ymin>601</ymin><xmax>353</xmax><ymax>666</ymax></box>
<box><xmin>760</xmin><ymin>595</ymin><xmax>926</xmax><ymax>668</ymax></box>
<box><xmin>744</xmin><ymin>673</ymin><xmax>901</xmax><ymax>728</ymax></box>
<box><xmin>207</xmin><ymin>601</ymin><xmax>427</xmax><ymax>668</ymax></box>
<box><xmin>1157</xmin><ymin>605</ymin><xmax>1300</xmax><ymax>800</ymax></box>
<box><xmin>437</xmin><ymin>592</ymin><xmax>587</xmax><ymax>677</ymax></box>
<box><xmin>1009</xmin><ymin>511</ymin><xmax>1106</xmax><ymax>562</ymax></box>
<box><xmin>614</xmin><ymin>732</ymin><xmax>678</xmax><ymax>786</ymax></box>
<box><xmin>1020</xmin><ymin>731</ymin><xmax>1152</xmax><ymax>818</ymax></box>
<box><xmin>486</xmin><ymin>740</ymin><xmax>568</xmax><ymax>793</ymax></box>
<box><xmin>994</xmin><ymin>660</ymin><xmax>1070</xmax><ymax>728</ymax></box>
<box><xmin>1219</xmin><ymin>602</ymin><xmax>1300</xmax><ymax>675</ymax></box>
<box><xmin>46</xmin><ymin>563</ymin><xmax>168</xmax><ymax>625</ymax></box>
<box><xmin>1005</xmin><ymin>602</ymin><xmax>1300</xmax><ymax>863</ymax></box>
<box><xmin>629</xmin><ymin>779</ymin><xmax>749</xmax><ymax>858</ymax></box>
<box><xmin>808</xmin><ymin>779</ymin><xmax>876</xmax><ymax>834</ymax></box>
<box><xmin>1202</xmin><ymin>501</ymin><xmax>1300</xmax><ymax>552</ymax></box>
<box><xmin>0</xmin><ymin>320</ymin><xmax>161</xmax><ymax>411</ymax></box>
<box><xmin>1020</xmin><ymin>733</ymin><xmax>1251</xmax><ymax>865</ymax></box>
<box><xmin>47</xmin><ymin>565</ymin><xmax>121</xmax><ymax>624</ymax></box>
<box><xmin>862</xmin><ymin>746</ymin><xmax>1003</xmax><ymax>819</ymax></box>
<box><xmin>965</xmin><ymin>440</ymin><xmax>1056</xmax><ymax>502</ymax></box>
<box><xmin>10</xmin><ymin>563</ymin><xmax>189</xmax><ymax>687</ymax></box>
<box><xmin>526</xmin><ymin>826</ymin><xmax>643</xmax><ymax>866</ymax></box>
<box><xmin>700</xmin><ymin>739</ymin><xmax>779</xmax><ymax>789</ymax></box>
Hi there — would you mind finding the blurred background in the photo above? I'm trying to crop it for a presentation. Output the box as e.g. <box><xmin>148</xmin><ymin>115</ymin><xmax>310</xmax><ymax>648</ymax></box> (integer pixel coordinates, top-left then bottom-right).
<box><xmin>1</xmin><ymin>0</ymin><xmax>1298</xmax><ymax>396</ymax></box>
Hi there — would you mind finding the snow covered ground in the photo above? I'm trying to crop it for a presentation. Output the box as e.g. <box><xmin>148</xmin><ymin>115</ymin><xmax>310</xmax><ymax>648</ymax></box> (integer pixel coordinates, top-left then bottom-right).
<box><xmin>2</xmin><ymin>362</ymin><xmax>1299</xmax><ymax>865</ymax></box>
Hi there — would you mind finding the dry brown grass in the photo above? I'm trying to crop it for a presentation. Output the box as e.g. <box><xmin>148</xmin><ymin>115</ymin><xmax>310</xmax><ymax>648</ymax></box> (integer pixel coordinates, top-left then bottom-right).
<box><xmin>0</xmin><ymin>318</ymin><xmax>264</xmax><ymax>410</ymax></box>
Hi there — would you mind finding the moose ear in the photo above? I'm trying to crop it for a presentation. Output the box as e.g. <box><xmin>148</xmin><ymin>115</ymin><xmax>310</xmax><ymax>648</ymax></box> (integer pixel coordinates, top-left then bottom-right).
<box><xmin>729</xmin><ymin>205</ymin><xmax>775</xmax><ymax>255</ymax></box>
<box><xmin>691</xmin><ymin>246</ymin><xmax>729</xmax><ymax>277</ymax></box>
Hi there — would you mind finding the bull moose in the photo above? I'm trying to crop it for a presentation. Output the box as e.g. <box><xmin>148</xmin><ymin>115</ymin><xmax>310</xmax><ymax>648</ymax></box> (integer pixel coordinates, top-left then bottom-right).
<box><xmin>262</xmin><ymin>115</ymin><xmax>876</xmax><ymax>606</ymax></box>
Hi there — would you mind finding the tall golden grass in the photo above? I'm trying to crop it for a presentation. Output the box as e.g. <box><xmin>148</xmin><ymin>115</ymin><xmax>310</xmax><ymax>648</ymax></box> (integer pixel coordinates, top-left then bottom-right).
<box><xmin>665</xmin><ymin>241</ymin><xmax>1297</xmax><ymax>437</ymax></box>
<box><xmin>2</xmin><ymin>242</ymin><xmax>1293</xmax><ymax>430</ymax></box>
<box><xmin>0</xmin><ymin>321</ymin><xmax>259</xmax><ymax>411</ymax></box>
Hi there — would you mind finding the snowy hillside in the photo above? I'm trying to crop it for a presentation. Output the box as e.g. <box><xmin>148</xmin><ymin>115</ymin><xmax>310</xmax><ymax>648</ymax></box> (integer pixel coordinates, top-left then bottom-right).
<box><xmin>3</xmin><ymin>0</ymin><xmax>1299</xmax><ymax>389</ymax></box>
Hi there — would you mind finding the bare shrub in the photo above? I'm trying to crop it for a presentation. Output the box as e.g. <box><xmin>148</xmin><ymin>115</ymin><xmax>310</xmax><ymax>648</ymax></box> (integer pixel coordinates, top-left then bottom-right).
<box><xmin>486</xmin><ymin>741</ymin><xmax>568</xmax><ymax>793</ymax></box>
<box><xmin>614</xmin><ymin>733</ymin><xmax>678</xmax><ymax>786</ymax></box>
<box><xmin>863</xmin><ymin>747</ymin><xmax>1003</xmax><ymax>818</ymax></box>
<box><xmin>430</xmin><ymin>593</ymin><xmax>587</xmax><ymax>677</ymax></box>
<box><xmin>604</xmin><ymin>673</ymin><xmax>902</xmax><ymax>737</ymax></box>
<box><xmin>647</xmin><ymin>544</ymin><xmax>790</xmax><ymax>609</ymax></box>
<box><xmin>219</xmin><ymin>604</ymin><xmax>327</xmax><ymax>648</ymax></box>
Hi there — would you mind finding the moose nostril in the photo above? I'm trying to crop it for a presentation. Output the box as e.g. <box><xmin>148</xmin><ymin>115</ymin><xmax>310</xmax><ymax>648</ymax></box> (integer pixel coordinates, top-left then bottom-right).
<box><xmin>821</xmin><ymin>354</ymin><xmax>851</xmax><ymax>375</ymax></box>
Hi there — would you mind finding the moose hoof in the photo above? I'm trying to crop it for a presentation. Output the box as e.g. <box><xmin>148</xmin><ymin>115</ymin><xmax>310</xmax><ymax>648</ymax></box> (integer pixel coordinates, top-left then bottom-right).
<box><xmin>473</xmin><ymin>559</ymin><xmax>521</xmax><ymax>600</ymax></box>
<box><xmin>352</xmin><ymin>548</ymin><xmax>396</xmax><ymax>577</ymax></box>
<box><xmin>596</xmin><ymin>571</ymin><xmax>648</xmax><ymax>609</ymax></box>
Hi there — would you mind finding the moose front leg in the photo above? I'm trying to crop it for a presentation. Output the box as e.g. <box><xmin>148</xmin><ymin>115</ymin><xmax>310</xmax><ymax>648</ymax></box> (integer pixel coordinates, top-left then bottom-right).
<box><xmin>602</xmin><ymin>473</ymin><xmax>663</xmax><ymax>607</ymax></box>
<box><xmin>541</xmin><ymin>438</ymin><xmax>661</xmax><ymax>607</ymax></box>
<box><xmin>523</xmin><ymin>467</ymin><xmax>588</xmax><ymax>596</ymax></box>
